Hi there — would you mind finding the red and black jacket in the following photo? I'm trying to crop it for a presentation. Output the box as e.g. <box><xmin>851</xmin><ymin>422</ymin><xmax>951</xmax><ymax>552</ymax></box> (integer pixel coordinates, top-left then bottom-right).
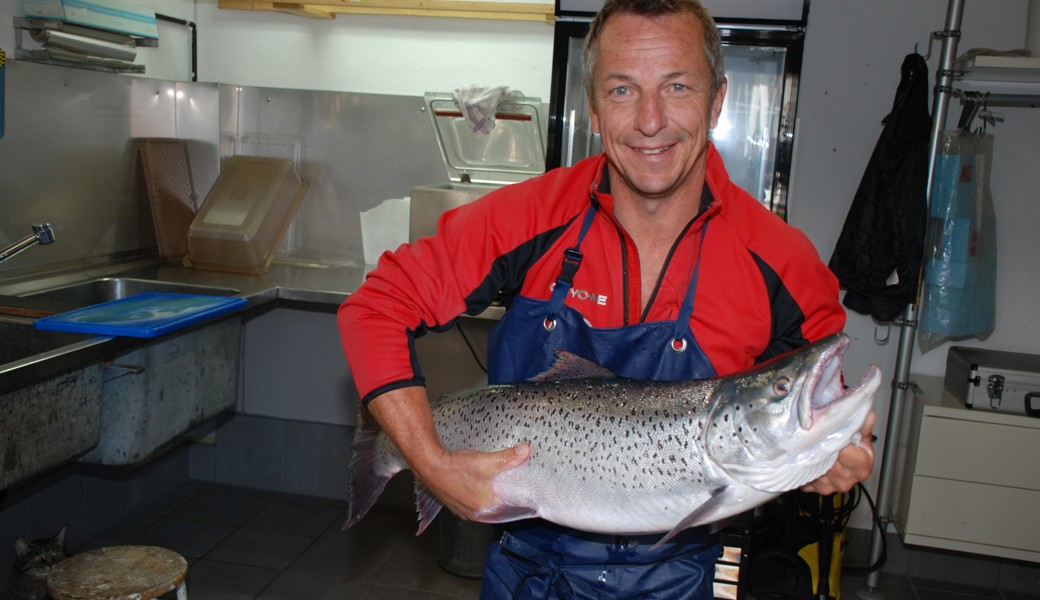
<box><xmin>339</xmin><ymin>145</ymin><xmax>845</xmax><ymax>405</ymax></box>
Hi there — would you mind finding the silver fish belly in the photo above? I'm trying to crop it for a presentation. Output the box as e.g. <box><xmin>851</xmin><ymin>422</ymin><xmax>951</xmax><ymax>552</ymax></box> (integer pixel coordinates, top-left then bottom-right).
<box><xmin>346</xmin><ymin>333</ymin><xmax>882</xmax><ymax>543</ymax></box>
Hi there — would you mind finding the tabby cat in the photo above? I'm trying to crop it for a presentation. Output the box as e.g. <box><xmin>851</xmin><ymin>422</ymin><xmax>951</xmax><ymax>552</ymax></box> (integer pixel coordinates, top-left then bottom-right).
<box><xmin>10</xmin><ymin>528</ymin><xmax>67</xmax><ymax>600</ymax></box>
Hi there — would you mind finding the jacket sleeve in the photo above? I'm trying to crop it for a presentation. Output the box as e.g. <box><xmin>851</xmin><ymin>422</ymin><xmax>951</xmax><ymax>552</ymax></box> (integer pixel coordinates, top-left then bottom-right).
<box><xmin>699</xmin><ymin>163</ymin><xmax>845</xmax><ymax>371</ymax></box>
<box><xmin>337</xmin><ymin>168</ymin><xmax>583</xmax><ymax>405</ymax></box>
<box><xmin>338</xmin><ymin>200</ymin><xmax>502</xmax><ymax>406</ymax></box>
<box><xmin>758</xmin><ymin>226</ymin><xmax>847</xmax><ymax>362</ymax></box>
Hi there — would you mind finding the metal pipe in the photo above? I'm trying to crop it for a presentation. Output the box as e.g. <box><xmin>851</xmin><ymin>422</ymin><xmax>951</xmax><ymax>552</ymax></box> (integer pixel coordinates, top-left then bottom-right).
<box><xmin>858</xmin><ymin>0</ymin><xmax>964</xmax><ymax>596</ymax></box>
<box><xmin>0</xmin><ymin>223</ymin><xmax>55</xmax><ymax>264</ymax></box>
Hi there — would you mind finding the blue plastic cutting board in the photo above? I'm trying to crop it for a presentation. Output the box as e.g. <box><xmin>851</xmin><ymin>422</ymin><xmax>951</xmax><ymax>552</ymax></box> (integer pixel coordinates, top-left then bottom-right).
<box><xmin>33</xmin><ymin>292</ymin><xmax>248</xmax><ymax>338</ymax></box>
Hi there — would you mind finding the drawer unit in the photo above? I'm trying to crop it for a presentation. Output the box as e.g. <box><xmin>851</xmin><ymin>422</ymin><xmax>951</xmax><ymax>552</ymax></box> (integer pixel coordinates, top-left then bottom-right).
<box><xmin>894</xmin><ymin>376</ymin><xmax>1040</xmax><ymax>563</ymax></box>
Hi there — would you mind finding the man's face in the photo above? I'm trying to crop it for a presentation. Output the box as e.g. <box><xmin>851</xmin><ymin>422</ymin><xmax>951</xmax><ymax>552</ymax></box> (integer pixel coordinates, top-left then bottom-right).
<box><xmin>588</xmin><ymin>11</ymin><xmax>727</xmax><ymax>203</ymax></box>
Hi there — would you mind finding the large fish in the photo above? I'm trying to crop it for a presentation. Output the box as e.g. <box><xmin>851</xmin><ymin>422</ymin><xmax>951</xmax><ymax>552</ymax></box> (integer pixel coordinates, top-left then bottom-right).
<box><xmin>346</xmin><ymin>333</ymin><xmax>881</xmax><ymax>543</ymax></box>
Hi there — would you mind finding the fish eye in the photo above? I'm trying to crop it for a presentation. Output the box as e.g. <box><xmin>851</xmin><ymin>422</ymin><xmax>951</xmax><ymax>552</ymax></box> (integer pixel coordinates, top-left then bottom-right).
<box><xmin>773</xmin><ymin>377</ymin><xmax>790</xmax><ymax>397</ymax></box>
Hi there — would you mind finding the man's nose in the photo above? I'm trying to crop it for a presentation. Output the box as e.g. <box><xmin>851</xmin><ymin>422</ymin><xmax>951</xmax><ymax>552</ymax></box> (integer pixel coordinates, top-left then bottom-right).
<box><xmin>635</xmin><ymin>93</ymin><xmax>666</xmax><ymax>136</ymax></box>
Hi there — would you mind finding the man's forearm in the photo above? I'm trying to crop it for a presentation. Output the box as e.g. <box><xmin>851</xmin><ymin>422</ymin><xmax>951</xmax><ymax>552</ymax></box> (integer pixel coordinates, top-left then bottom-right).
<box><xmin>366</xmin><ymin>385</ymin><xmax>446</xmax><ymax>478</ymax></box>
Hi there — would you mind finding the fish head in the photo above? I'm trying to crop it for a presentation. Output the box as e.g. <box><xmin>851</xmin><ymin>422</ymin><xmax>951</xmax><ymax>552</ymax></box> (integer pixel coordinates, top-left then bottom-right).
<box><xmin>702</xmin><ymin>333</ymin><xmax>882</xmax><ymax>493</ymax></box>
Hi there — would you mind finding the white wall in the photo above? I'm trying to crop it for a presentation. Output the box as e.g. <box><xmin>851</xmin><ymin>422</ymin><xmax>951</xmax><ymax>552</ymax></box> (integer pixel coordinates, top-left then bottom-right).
<box><xmin>5</xmin><ymin>0</ymin><xmax>1039</xmax><ymax>534</ymax></box>
<box><xmin>794</xmin><ymin>0</ymin><xmax>1038</xmax><ymax>386</ymax></box>
<box><xmin>792</xmin><ymin>0</ymin><xmax>1038</xmax><ymax>530</ymax></box>
<box><xmin>193</xmin><ymin>0</ymin><xmax>1040</xmax><ymax>374</ymax></box>
<box><xmin>193</xmin><ymin>0</ymin><xmax>1040</xmax><ymax>533</ymax></box>
<box><xmin>194</xmin><ymin>0</ymin><xmax>555</xmax><ymax>98</ymax></box>
<box><xmin>14</xmin><ymin>1</ymin><xmax>1033</xmax><ymax>384</ymax></box>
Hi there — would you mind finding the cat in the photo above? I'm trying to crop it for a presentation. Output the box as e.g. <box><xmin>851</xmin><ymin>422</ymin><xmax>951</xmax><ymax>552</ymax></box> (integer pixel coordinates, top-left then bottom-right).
<box><xmin>10</xmin><ymin>528</ymin><xmax>67</xmax><ymax>600</ymax></box>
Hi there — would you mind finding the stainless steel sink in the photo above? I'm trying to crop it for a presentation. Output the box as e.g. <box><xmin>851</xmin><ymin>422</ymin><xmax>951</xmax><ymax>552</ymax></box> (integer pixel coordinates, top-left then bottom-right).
<box><xmin>24</xmin><ymin>277</ymin><xmax>239</xmax><ymax>305</ymax></box>
<box><xmin>0</xmin><ymin>316</ymin><xmax>108</xmax><ymax>393</ymax></box>
<box><xmin>0</xmin><ymin>316</ymin><xmax>106</xmax><ymax>490</ymax></box>
<box><xmin>0</xmin><ymin>318</ymin><xmax>93</xmax><ymax>365</ymax></box>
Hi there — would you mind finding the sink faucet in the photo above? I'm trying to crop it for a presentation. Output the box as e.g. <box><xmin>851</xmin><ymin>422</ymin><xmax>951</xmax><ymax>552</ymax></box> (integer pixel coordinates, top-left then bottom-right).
<box><xmin>0</xmin><ymin>224</ymin><xmax>56</xmax><ymax>264</ymax></box>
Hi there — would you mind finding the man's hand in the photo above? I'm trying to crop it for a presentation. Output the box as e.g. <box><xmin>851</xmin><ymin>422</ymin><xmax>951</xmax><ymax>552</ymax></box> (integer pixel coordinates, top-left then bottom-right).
<box><xmin>366</xmin><ymin>386</ymin><xmax>531</xmax><ymax>521</ymax></box>
<box><xmin>421</xmin><ymin>444</ymin><xmax>531</xmax><ymax>520</ymax></box>
<box><xmin>801</xmin><ymin>411</ymin><xmax>877</xmax><ymax>495</ymax></box>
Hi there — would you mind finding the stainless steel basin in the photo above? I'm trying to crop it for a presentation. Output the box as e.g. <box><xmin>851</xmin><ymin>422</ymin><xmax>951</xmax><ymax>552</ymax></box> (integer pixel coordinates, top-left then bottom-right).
<box><xmin>24</xmin><ymin>277</ymin><xmax>239</xmax><ymax>305</ymax></box>
<box><xmin>0</xmin><ymin>318</ymin><xmax>93</xmax><ymax>365</ymax></box>
<box><xmin>0</xmin><ymin>316</ymin><xmax>105</xmax><ymax>490</ymax></box>
<box><xmin>0</xmin><ymin>316</ymin><xmax>108</xmax><ymax>394</ymax></box>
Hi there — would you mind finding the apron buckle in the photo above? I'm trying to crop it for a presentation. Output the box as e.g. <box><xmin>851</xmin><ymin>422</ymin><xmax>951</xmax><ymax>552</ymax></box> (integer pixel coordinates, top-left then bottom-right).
<box><xmin>670</xmin><ymin>338</ymin><xmax>688</xmax><ymax>352</ymax></box>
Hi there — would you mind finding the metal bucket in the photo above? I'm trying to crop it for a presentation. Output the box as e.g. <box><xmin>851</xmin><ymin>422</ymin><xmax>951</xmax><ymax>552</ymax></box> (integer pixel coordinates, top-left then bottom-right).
<box><xmin>438</xmin><ymin>512</ymin><xmax>496</xmax><ymax>578</ymax></box>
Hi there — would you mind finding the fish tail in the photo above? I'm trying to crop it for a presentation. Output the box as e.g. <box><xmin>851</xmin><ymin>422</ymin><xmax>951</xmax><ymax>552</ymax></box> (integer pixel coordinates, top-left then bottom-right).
<box><xmin>414</xmin><ymin>480</ymin><xmax>443</xmax><ymax>535</ymax></box>
<box><xmin>344</xmin><ymin>412</ymin><xmax>395</xmax><ymax>529</ymax></box>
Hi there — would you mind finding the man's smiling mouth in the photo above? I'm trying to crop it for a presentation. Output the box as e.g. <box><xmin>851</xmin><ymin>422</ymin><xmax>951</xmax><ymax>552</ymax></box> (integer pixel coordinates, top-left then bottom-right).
<box><xmin>636</xmin><ymin>145</ymin><xmax>672</xmax><ymax>155</ymax></box>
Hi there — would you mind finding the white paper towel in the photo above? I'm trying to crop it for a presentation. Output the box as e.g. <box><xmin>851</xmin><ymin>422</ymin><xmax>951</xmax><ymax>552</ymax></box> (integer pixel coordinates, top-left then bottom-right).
<box><xmin>360</xmin><ymin>197</ymin><xmax>410</xmax><ymax>265</ymax></box>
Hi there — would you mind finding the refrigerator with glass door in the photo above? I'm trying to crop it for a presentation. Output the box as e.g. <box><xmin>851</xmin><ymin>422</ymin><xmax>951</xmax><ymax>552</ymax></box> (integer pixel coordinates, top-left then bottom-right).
<box><xmin>547</xmin><ymin>0</ymin><xmax>809</xmax><ymax>218</ymax></box>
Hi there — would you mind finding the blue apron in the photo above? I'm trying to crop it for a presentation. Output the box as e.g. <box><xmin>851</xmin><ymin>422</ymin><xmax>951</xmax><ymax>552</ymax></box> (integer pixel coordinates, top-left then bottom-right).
<box><xmin>481</xmin><ymin>204</ymin><xmax>721</xmax><ymax>600</ymax></box>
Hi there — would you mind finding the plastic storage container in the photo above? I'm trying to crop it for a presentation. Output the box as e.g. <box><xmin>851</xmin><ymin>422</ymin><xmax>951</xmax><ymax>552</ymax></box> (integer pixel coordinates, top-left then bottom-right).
<box><xmin>137</xmin><ymin>138</ymin><xmax>197</xmax><ymax>261</ymax></box>
<box><xmin>186</xmin><ymin>156</ymin><xmax>308</xmax><ymax>274</ymax></box>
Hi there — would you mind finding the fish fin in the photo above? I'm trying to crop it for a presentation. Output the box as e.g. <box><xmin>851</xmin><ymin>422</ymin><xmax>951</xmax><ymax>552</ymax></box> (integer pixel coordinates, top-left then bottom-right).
<box><xmin>472</xmin><ymin>503</ymin><xmax>539</xmax><ymax>524</ymax></box>
<box><xmin>652</xmin><ymin>486</ymin><xmax>732</xmax><ymax>549</ymax></box>
<box><xmin>344</xmin><ymin>414</ymin><xmax>397</xmax><ymax>530</ymax></box>
<box><xmin>707</xmin><ymin>516</ymin><xmax>736</xmax><ymax>535</ymax></box>
<box><xmin>530</xmin><ymin>350</ymin><xmax>618</xmax><ymax>382</ymax></box>
<box><xmin>415</xmin><ymin>480</ymin><xmax>443</xmax><ymax>535</ymax></box>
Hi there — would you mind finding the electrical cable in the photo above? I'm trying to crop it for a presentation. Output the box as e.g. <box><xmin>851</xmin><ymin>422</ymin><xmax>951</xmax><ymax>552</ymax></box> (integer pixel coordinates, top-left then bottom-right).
<box><xmin>456</xmin><ymin>320</ymin><xmax>488</xmax><ymax>374</ymax></box>
<box><xmin>790</xmin><ymin>481</ymin><xmax>887</xmax><ymax>575</ymax></box>
<box><xmin>841</xmin><ymin>482</ymin><xmax>888</xmax><ymax>574</ymax></box>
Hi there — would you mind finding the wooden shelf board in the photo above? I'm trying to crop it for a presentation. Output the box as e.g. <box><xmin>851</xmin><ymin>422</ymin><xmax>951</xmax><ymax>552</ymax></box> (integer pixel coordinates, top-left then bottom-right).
<box><xmin>218</xmin><ymin>0</ymin><xmax>556</xmax><ymax>22</ymax></box>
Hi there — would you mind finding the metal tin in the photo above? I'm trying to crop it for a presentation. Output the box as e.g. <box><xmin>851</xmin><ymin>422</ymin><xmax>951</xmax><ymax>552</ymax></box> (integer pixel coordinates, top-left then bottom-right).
<box><xmin>944</xmin><ymin>346</ymin><xmax>1040</xmax><ymax>416</ymax></box>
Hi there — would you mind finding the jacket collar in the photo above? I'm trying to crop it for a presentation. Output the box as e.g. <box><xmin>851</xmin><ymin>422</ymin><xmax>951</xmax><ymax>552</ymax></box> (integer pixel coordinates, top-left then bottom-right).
<box><xmin>588</xmin><ymin>144</ymin><xmax>724</xmax><ymax>230</ymax></box>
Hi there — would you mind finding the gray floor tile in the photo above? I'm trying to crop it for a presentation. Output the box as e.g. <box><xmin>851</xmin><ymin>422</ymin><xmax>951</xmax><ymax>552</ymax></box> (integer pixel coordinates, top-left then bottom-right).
<box><xmin>74</xmin><ymin>512</ymin><xmax>160</xmax><ymax>551</ymax></box>
<box><xmin>244</xmin><ymin>500</ymin><xmax>344</xmax><ymax>537</ymax></box>
<box><xmin>372</xmin><ymin>543</ymin><xmax>482</xmax><ymax>598</ymax></box>
<box><xmin>182</xmin><ymin>558</ymin><xmax>280</xmax><ymax>600</ymax></box>
<box><xmin>326</xmin><ymin>504</ymin><xmax>426</xmax><ymax>546</ymax></box>
<box><xmin>840</xmin><ymin>572</ymin><xmax>918</xmax><ymax>600</ymax></box>
<box><xmin>909</xmin><ymin>550</ymin><xmax>1002</xmax><ymax>590</ymax></box>
<box><xmin>356</xmin><ymin>583</ymin><xmax>473</xmax><ymax>599</ymax></box>
<box><xmin>914</xmin><ymin>577</ymin><xmax>1002</xmax><ymax>599</ymax></box>
<box><xmin>915</xmin><ymin>588</ymin><xmax>988</xmax><ymax>600</ymax></box>
<box><xmin>171</xmin><ymin>490</ymin><xmax>271</xmax><ymax>526</ymax></box>
<box><xmin>285</xmin><ymin>536</ymin><xmax>396</xmax><ymax>583</ymax></box>
<box><xmin>255</xmin><ymin>571</ymin><xmax>367</xmax><ymax>600</ymax></box>
<box><xmin>129</xmin><ymin>516</ymin><xmax>236</xmax><ymax>559</ymax></box>
<box><xmin>206</xmin><ymin>528</ymin><xmax>313</xmax><ymax>570</ymax></box>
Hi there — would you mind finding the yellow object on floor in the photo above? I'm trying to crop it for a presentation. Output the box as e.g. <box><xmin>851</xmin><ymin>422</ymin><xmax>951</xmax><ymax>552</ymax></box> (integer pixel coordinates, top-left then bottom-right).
<box><xmin>798</xmin><ymin>529</ymin><xmax>846</xmax><ymax>599</ymax></box>
<box><xmin>797</xmin><ymin>493</ymin><xmax>847</xmax><ymax>600</ymax></box>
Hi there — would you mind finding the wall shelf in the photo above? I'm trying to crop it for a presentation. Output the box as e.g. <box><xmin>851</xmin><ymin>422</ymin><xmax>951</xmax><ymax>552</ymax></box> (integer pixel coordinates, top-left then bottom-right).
<box><xmin>217</xmin><ymin>0</ymin><xmax>555</xmax><ymax>22</ymax></box>
<box><xmin>956</xmin><ymin>54</ymin><xmax>1040</xmax><ymax>96</ymax></box>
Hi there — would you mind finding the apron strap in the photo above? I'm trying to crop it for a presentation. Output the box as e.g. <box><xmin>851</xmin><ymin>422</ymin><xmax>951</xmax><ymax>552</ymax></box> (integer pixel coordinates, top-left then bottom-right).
<box><xmin>545</xmin><ymin>204</ymin><xmax>598</xmax><ymax>329</ymax></box>
<box><xmin>671</xmin><ymin>220</ymin><xmax>711</xmax><ymax>352</ymax></box>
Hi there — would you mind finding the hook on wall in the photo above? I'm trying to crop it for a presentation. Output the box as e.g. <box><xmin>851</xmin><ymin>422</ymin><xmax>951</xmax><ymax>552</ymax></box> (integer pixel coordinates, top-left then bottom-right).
<box><xmin>919</xmin><ymin>30</ymin><xmax>938</xmax><ymax>60</ymax></box>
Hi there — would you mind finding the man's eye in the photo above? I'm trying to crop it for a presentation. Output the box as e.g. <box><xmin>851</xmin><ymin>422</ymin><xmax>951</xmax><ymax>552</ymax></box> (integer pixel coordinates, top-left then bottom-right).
<box><xmin>671</xmin><ymin>83</ymin><xmax>688</xmax><ymax>92</ymax></box>
<box><xmin>611</xmin><ymin>86</ymin><xmax>630</xmax><ymax>96</ymax></box>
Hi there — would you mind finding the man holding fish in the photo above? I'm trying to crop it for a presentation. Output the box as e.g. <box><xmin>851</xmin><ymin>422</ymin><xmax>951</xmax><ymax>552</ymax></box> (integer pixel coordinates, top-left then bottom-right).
<box><xmin>338</xmin><ymin>0</ymin><xmax>878</xmax><ymax>596</ymax></box>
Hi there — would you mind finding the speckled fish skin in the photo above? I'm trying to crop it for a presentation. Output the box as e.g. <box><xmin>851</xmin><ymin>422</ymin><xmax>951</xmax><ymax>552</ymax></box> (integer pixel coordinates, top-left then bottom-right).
<box><xmin>346</xmin><ymin>333</ymin><xmax>881</xmax><ymax>542</ymax></box>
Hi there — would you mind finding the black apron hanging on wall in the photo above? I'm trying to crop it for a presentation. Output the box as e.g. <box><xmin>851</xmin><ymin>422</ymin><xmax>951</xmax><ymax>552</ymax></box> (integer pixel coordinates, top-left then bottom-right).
<box><xmin>829</xmin><ymin>53</ymin><xmax>932</xmax><ymax>322</ymax></box>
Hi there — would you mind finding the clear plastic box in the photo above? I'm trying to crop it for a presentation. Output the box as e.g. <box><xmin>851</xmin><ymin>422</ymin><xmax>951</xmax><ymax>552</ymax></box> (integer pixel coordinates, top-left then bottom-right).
<box><xmin>185</xmin><ymin>155</ymin><xmax>308</xmax><ymax>274</ymax></box>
